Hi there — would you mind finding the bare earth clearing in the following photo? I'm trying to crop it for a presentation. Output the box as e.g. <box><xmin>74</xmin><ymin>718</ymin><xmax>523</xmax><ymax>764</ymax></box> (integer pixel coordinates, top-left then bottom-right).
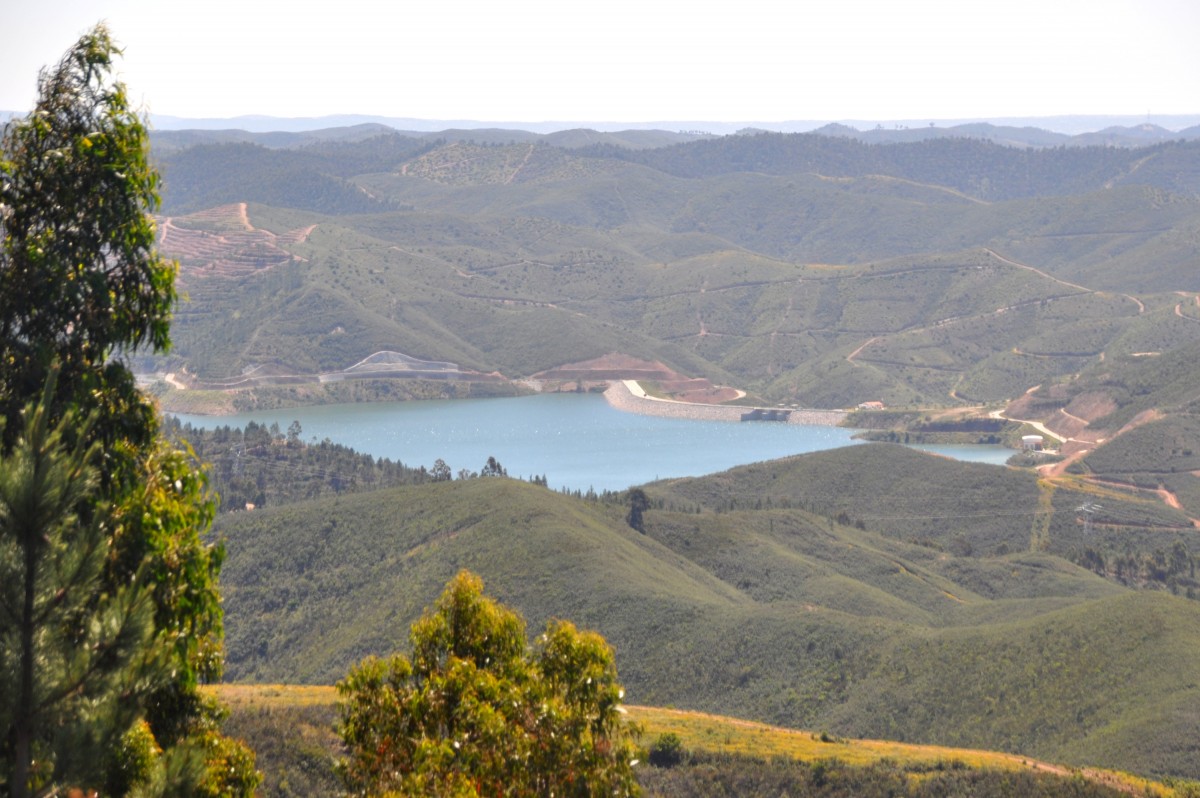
<box><xmin>158</xmin><ymin>202</ymin><xmax>315</xmax><ymax>285</ymax></box>
<box><xmin>1001</xmin><ymin>389</ymin><xmax>1196</xmax><ymax>522</ymax></box>
<box><xmin>533</xmin><ymin>353</ymin><xmax>743</xmax><ymax>404</ymax></box>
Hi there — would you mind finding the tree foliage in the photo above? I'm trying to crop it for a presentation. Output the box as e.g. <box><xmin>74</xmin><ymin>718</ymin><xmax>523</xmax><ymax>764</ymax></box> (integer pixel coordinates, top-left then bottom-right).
<box><xmin>163</xmin><ymin>417</ymin><xmax>433</xmax><ymax>512</ymax></box>
<box><xmin>336</xmin><ymin>570</ymin><xmax>640</xmax><ymax>797</ymax></box>
<box><xmin>627</xmin><ymin>488</ymin><xmax>649</xmax><ymax>533</ymax></box>
<box><xmin>647</xmin><ymin>733</ymin><xmax>686</xmax><ymax>768</ymax></box>
<box><xmin>0</xmin><ymin>24</ymin><xmax>173</xmax><ymax>462</ymax></box>
<box><xmin>0</xmin><ymin>389</ymin><xmax>168</xmax><ymax>797</ymax></box>
<box><xmin>431</xmin><ymin>458</ymin><xmax>453</xmax><ymax>482</ymax></box>
<box><xmin>480</xmin><ymin>455</ymin><xmax>506</xmax><ymax>477</ymax></box>
<box><xmin>0</xmin><ymin>26</ymin><xmax>256</xmax><ymax>795</ymax></box>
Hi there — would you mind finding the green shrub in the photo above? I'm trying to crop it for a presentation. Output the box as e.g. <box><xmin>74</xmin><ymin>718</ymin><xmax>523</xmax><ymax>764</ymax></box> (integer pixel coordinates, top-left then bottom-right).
<box><xmin>649</xmin><ymin>733</ymin><xmax>686</xmax><ymax>768</ymax></box>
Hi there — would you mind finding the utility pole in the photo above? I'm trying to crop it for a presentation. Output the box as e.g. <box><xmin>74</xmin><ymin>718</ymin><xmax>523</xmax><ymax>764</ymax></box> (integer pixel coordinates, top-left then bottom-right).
<box><xmin>1077</xmin><ymin>502</ymin><xmax>1102</xmax><ymax>534</ymax></box>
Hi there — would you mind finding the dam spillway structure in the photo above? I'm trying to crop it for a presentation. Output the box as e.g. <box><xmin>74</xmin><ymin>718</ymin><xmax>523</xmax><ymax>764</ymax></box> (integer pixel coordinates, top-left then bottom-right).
<box><xmin>740</xmin><ymin>408</ymin><xmax>793</xmax><ymax>422</ymax></box>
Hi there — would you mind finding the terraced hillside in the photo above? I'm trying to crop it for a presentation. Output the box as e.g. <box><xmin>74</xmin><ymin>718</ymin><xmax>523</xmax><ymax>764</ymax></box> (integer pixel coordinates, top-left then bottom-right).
<box><xmin>163</xmin><ymin>203</ymin><xmax>314</xmax><ymax>286</ymax></box>
<box><xmin>154</xmin><ymin>202</ymin><xmax>1200</xmax><ymax>410</ymax></box>
<box><xmin>148</xmin><ymin>130</ymin><xmax>1200</xmax><ymax>411</ymax></box>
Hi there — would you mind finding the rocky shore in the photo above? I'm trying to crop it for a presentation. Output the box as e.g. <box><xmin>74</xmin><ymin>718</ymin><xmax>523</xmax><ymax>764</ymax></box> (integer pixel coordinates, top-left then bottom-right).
<box><xmin>603</xmin><ymin>380</ymin><xmax>848</xmax><ymax>426</ymax></box>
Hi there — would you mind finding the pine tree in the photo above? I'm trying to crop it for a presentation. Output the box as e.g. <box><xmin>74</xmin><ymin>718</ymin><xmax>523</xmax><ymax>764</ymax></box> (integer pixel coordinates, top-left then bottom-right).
<box><xmin>0</xmin><ymin>385</ymin><xmax>166</xmax><ymax>797</ymax></box>
<box><xmin>0</xmin><ymin>26</ymin><xmax>257</xmax><ymax>794</ymax></box>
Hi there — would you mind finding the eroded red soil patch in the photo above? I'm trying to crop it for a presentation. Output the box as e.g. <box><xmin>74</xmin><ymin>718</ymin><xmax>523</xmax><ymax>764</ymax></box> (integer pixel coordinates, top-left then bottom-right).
<box><xmin>158</xmin><ymin>203</ymin><xmax>315</xmax><ymax>286</ymax></box>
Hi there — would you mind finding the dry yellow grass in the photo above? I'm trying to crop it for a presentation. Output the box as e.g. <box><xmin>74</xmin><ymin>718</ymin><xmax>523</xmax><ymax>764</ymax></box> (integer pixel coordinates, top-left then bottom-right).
<box><xmin>204</xmin><ymin>685</ymin><xmax>1178</xmax><ymax>796</ymax></box>
<box><xmin>206</xmin><ymin>682</ymin><xmax>337</xmax><ymax>709</ymax></box>
<box><xmin>627</xmin><ymin>706</ymin><xmax>1176</xmax><ymax>797</ymax></box>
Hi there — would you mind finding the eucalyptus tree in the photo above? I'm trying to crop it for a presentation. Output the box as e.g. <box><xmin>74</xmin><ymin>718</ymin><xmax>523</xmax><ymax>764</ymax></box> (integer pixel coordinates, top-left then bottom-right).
<box><xmin>0</xmin><ymin>26</ymin><xmax>256</xmax><ymax>795</ymax></box>
<box><xmin>337</xmin><ymin>571</ymin><xmax>641</xmax><ymax>797</ymax></box>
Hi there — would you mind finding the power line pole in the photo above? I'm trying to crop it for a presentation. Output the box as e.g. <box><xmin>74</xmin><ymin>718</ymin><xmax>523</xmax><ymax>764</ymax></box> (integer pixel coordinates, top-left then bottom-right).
<box><xmin>1077</xmin><ymin>502</ymin><xmax>1102</xmax><ymax>534</ymax></box>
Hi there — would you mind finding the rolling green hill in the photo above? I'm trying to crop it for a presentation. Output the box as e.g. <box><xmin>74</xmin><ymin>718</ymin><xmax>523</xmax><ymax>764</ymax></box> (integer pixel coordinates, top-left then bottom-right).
<box><xmin>158</xmin><ymin>141</ymin><xmax>415</xmax><ymax>215</ymax></box>
<box><xmin>584</xmin><ymin>133</ymin><xmax>1200</xmax><ymax>201</ymax></box>
<box><xmin>149</xmin><ymin>129</ymin><xmax>1200</xmax><ymax>410</ymax></box>
<box><xmin>146</xmin><ymin>126</ymin><xmax>1200</xmax><ymax>788</ymax></box>
<box><xmin>213</xmin><ymin>447</ymin><xmax>1200</xmax><ymax>779</ymax></box>
<box><xmin>156</xmin><ymin>202</ymin><xmax>1200</xmax><ymax>408</ymax></box>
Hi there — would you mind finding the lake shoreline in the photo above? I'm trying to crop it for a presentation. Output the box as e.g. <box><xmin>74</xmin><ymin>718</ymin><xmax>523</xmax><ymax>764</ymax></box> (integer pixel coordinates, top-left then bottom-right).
<box><xmin>169</xmin><ymin>393</ymin><xmax>867</xmax><ymax>493</ymax></box>
<box><xmin>154</xmin><ymin>375</ymin><xmax>852</xmax><ymax>426</ymax></box>
<box><xmin>169</xmin><ymin>392</ymin><xmax>1011</xmax><ymax>492</ymax></box>
<box><xmin>151</xmin><ymin>377</ymin><xmax>530</xmax><ymax>416</ymax></box>
<box><xmin>602</xmin><ymin>380</ymin><xmax>849</xmax><ymax>426</ymax></box>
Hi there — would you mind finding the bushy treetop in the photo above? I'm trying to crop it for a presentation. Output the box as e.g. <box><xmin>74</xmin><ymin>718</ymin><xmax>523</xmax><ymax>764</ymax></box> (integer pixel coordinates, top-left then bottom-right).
<box><xmin>337</xmin><ymin>570</ymin><xmax>641</xmax><ymax>797</ymax></box>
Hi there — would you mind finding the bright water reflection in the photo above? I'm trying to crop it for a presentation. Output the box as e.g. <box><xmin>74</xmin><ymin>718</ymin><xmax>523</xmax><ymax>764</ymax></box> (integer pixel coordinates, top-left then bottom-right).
<box><xmin>171</xmin><ymin>393</ymin><xmax>1009</xmax><ymax>492</ymax></box>
<box><xmin>906</xmin><ymin>442</ymin><xmax>1015</xmax><ymax>466</ymax></box>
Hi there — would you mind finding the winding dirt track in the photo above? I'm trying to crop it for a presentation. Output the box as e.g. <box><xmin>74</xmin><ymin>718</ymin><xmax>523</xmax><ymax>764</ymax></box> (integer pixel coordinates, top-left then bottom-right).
<box><xmin>846</xmin><ymin>248</ymin><xmax>1129</xmax><ymax>369</ymax></box>
<box><xmin>985</xmin><ymin>248</ymin><xmax>1144</xmax><ymax>313</ymax></box>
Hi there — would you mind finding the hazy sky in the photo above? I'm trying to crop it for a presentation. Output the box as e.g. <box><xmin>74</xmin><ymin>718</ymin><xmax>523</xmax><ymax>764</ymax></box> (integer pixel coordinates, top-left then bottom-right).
<box><xmin>2</xmin><ymin>0</ymin><xmax>1197</xmax><ymax>125</ymax></box>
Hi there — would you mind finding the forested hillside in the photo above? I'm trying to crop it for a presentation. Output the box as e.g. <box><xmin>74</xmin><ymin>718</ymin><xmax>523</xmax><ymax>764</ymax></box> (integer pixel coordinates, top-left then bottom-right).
<box><xmin>213</xmin><ymin>444</ymin><xmax>1200</xmax><ymax>780</ymax></box>
<box><xmin>150</xmin><ymin>128</ymin><xmax>1200</xmax><ymax>411</ymax></box>
<box><xmin>147</xmin><ymin>123</ymin><xmax>1200</xmax><ymax>785</ymax></box>
<box><xmin>163</xmin><ymin>417</ymin><xmax>433</xmax><ymax>510</ymax></box>
<box><xmin>582</xmin><ymin>133</ymin><xmax>1200</xmax><ymax>199</ymax></box>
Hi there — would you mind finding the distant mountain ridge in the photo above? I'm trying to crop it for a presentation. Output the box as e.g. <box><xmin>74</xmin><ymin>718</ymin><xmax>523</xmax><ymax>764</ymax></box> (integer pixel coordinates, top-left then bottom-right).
<box><xmin>144</xmin><ymin>116</ymin><xmax>1200</xmax><ymax>152</ymax></box>
<box><xmin>140</xmin><ymin>112</ymin><xmax>1200</xmax><ymax>136</ymax></box>
<box><xmin>149</xmin><ymin>125</ymin><xmax>716</xmax><ymax>155</ymax></box>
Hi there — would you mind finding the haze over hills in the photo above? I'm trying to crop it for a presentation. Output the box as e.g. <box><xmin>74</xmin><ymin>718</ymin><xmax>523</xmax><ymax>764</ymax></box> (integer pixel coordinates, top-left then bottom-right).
<box><xmin>138</xmin><ymin>113</ymin><xmax>1200</xmax><ymax>138</ymax></box>
<box><xmin>141</xmin><ymin>115</ymin><xmax>1200</xmax><ymax>154</ymax></box>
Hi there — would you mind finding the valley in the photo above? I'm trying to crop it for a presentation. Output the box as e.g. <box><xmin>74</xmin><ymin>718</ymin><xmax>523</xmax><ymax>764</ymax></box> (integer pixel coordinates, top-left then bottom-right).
<box><xmin>8</xmin><ymin>10</ymin><xmax>1200</xmax><ymax>794</ymax></box>
<box><xmin>146</xmin><ymin>124</ymin><xmax>1200</xmax><ymax>790</ymax></box>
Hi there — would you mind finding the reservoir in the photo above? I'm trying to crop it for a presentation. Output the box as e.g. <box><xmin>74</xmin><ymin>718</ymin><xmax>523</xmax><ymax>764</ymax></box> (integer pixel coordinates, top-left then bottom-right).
<box><xmin>171</xmin><ymin>393</ymin><xmax>1011</xmax><ymax>492</ymax></box>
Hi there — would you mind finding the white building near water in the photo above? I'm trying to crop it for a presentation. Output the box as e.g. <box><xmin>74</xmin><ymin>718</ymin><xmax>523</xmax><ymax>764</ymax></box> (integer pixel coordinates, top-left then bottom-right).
<box><xmin>1021</xmin><ymin>434</ymin><xmax>1045</xmax><ymax>450</ymax></box>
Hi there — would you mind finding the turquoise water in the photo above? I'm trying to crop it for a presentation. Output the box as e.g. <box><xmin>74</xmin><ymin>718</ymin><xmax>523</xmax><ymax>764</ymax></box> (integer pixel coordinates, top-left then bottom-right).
<box><xmin>906</xmin><ymin>442</ymin><xmax>1014</xmax><ymax>466</ymax></box>
<box><xmin>171</xmin><ymin>393</ymin><xmax>1009</xmax><ymax>492</ymax></box>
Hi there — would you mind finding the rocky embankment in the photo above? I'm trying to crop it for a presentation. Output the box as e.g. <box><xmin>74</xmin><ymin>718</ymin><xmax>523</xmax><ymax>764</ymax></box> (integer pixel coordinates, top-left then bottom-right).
<box><xmin>603</xmin><ymin>380</ymin><xmax>847</xmax><ymax>426</ymax></box>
